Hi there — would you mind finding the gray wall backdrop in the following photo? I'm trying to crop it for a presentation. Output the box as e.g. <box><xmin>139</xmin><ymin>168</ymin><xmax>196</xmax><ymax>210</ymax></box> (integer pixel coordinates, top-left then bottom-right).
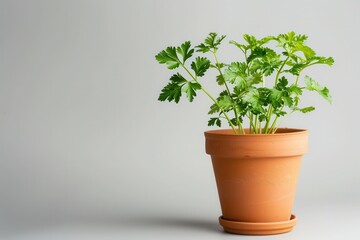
<box><xmin>0</xmin><ymin>0</ymin><xmax>359</xmax><ymax>233</ymax></box>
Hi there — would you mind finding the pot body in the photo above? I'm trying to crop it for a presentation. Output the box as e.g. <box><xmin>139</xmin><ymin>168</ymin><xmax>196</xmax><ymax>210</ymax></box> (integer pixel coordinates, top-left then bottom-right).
<box><xmin>205</xmin><ymin>128</ymin><xmax>308</xmax><ymax>223</ymax></box>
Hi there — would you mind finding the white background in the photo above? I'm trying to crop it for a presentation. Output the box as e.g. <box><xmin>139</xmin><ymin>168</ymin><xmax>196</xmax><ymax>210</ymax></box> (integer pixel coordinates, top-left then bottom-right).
<box><xmin>0</xmin><ymin>0</ymin><xmax>359</xmax><ymax>239</ymax></box>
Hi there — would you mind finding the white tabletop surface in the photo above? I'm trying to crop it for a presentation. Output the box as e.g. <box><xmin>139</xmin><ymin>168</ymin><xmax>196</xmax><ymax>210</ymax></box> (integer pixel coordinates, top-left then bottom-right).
<box><xmin>2</xmin><ymin>202</ymin><xmax>359</xmax><ymax>240</ymax></box>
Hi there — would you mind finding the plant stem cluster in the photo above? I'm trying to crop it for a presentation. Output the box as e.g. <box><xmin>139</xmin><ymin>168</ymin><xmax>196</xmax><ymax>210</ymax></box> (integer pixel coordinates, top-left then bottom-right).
<box><xmin>156</xmin><ymin>32</ymin><xmax>333</xmax><ymax>134</ymax></box>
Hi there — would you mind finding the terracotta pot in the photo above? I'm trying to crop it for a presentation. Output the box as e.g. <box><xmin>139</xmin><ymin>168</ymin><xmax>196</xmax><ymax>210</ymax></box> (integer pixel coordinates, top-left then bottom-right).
<box><xmin>205</xmin><ymin>128</ymin><xmax>308</xmax><ymax>235</ymax></box>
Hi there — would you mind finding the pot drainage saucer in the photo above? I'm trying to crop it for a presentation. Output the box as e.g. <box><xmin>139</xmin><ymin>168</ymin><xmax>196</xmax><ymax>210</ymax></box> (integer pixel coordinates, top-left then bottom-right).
<box><xmin>219</xmin><ymin>214</ymin><xmax>296</xmax><ymax>235</ymax></box>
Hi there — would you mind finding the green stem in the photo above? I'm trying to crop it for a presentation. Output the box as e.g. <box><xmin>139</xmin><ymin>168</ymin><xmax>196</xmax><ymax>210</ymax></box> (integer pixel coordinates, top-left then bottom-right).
<box><xmin>263</xmin><ymin>107</ymin><xmax>272</xmax><ymax>133</ymax></box>
<box><xmin>254</xmin><ymin>115</ymin><xmax>258</xmax><ymax>134</ymax></box>
<box><xmin>247</xmin><ymin>113</ymin><xmax>256</xmax><ymax>134</ymax></box>
<box><xmin>180</xmin><ymin>63</ymin><xmax>237</xmax><ymax>133</ymax></box>
<box><xmin>272</xmin><ymin>110</ymin><xmax>296</xmax><ymax>133</ymax></box>
<box><xmin>213</xmin><ymin>51</ymin><xmax>244</xmax><ymax>134</ymax></box>
<box><xmin>201</xmin><ymin>87</ymin><xmax>237</xmax><ymax>132</ymax></box>
<box><xmin>275</xmin><ymin>56</ymin><xmax>290</xmax><ymax>85</ymax></box>
<box><xmin>259</xmin><ymin>120</ymin><xmax>262</xmax><ymax>134</ymax></box>
<box><xmin>262</xmin><ymin>75</ymin><xmax>265</xmax><ymax>88</ymax></box>
<box><xmin>295</xmin><ymin>69</ymin><xmax>304</xmax><ymax>85</ymax></box>
<box><xmin>263</xmin><ymin>56</ymin><xmax>290</xmax><ymax>133</ymax></box>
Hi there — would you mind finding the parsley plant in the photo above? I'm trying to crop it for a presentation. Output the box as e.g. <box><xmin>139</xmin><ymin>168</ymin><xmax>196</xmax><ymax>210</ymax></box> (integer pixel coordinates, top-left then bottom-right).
<box><xmin>156</xmin><ymin>32</ymin><xmax>334</xmax><ymax>134</ymax></box>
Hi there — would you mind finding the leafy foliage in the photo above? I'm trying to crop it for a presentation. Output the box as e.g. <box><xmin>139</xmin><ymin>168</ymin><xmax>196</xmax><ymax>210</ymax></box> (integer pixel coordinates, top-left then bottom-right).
<box><xmin>191</xmin><ymin>57</ymin><xmax>210</xmax><ymax>77</ymax></box>
<box><xmin>304</xmin><ymin>76</ymin><xmax>332</xmax><ymax>103</ymax></box>
<box><xmin>176</xmin><ymin>41</ymin><xmax>194</xmax><ymax>63</ymax></box>
<box><xmin>196</xmin><ymin>32</ymin><xmax>226</xmax><ymax>53</ymax></box>
<box><xmin>155</xmin><ymin>47</ymin><xmax>180</xmax><ymax>69</ymax></box>
<box><xmin>156</xmin><ymin>32</ymin><xmax>334</xmax><ymax>134</ymax></box>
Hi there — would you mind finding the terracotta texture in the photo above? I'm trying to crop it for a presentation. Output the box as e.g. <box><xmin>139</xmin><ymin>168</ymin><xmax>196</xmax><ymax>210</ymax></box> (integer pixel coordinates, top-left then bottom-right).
<box><xmin>205</xmin><ymin>128</ymin><xmax>308</xmax><ymax>235</ymax></box>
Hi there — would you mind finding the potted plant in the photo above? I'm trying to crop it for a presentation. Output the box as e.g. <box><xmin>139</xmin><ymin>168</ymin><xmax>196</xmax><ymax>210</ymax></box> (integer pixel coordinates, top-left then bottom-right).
<box><xmin>155</xmin><ymin>32</ymin><xmax>333</xmax><ymax>235</ymax></box>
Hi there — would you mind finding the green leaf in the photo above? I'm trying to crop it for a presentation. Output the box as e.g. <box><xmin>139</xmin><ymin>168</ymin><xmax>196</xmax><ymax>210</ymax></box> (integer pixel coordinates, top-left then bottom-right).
<box><xmin>229</xmin><ymin>62</ymin><xmax>247</xmax><ymax>74</ymax></box>
<box><xmin>182</xmin><ymin>82</ymin><xmax>201</xmax><ymax>102</ymax></box>
<box><xmin>158</xmin><ymin>83</ymin><xmax>182</xmax><ymax>103</ymax></box>
<box><xmin>196</xmin><ymin>43</ymin><xmax>210</xmax><ymax>53</ymax></box>
<box><xmin>273</xmin><ymin>109</ymin><xmax>287</xmax><ymax>117</ymax></box>
<box><xmin>158</xmin><ymin>73</ymin><xmax>187</xmax><ymax>103</ymax></box>
<box><xmin>204</xmin><ymin>32</ymin><xmax>226</xmax><ymax>49</ymax></box>
<box><xmin>216</xmin><ymin>74</ymin><xmax>225</xmax><ymax>85</ymax></box>
<box><xmin>169</xmin><ymin>73</ymin><xmax>187</xmax><ymax>84</ymax></box>
<box><xmin>293</xmin><ymin>42</ymin><xmax>316</xmax><ymax>59</ymax></box>
<box><xmin>243</xmin><ymin>34</ymin><xmax>257</xmax><ymax>47</ymax></box>
<box><xmin>244</xmin><ymin>72</ymin><xmax>263</xmax><ymax>85</ymax></box>
<box><xmin>229</xmin><ymin>40</ymin><xmax>248</xmax><ymax>51</ymax></box>
<box><xmin>289</xmin><ymin>84</ymin><xmax>303</xmax><ymax>95</ymax></box>
<box><xmin>191</xmin><ymin>57</ymin><xmax>210</xmax><ymax>77</ymax></box>
<box><xmin>269</xmin><ymin>88</ymin><xmax>283</xmax><ymax>108</ymax></box>
<box><xmin>276</xmin><ymin>76</ymin><xmax>288</xmax><ymax>90</ymax></box>
<box><xmin>277</xmin><ymin>31</ymin><xmax>308</xmax><ymax>48</ymax></box>
<box><xmin>155</xmin><ymin>46</ymin><xmax>180</xmax><ymax>69</ymax></box>
<box><xmin>304</xmin><ymin>76</ymin><xmax>332</xmax><ymax>103</ymax></box>
<box><xmin>283</xmin><ymin>95</ymin><xmax>294</xmax><ymax>107</ymax></box>
<box><xmin>298</xmin><ymin>106</ymin><xmax>315</xmax><ymax>113</ymax></box>
<box><xmin>308</xmin><ymin>56</ymin><xmax>334</xmax><ymax>66</ymax></box>
<box><xmin>243</xmin><ymin>88</ymin><xmax>264</xmax><ymax>113</ymax></box>
<box><xmin>208</xmin><ymin>117</ymin><xmax>221</xmax><ymax>127</ymax></box>
<box><xmin>252</xmin><ymin>58</ymin><xmax>282</xmax><ymax>76</ymax></box>
<box><xmin>208</xmin><ymin>104</ymin><xmax>220</xmax><ymax>114</ymax></box>
<box><xmin>223</xmin><ymin>62</ymin><xmax>248</xmax><ymax>87</ymax></box>
<box><xmin>218</xmin><ymin>95</ymin><xmax>233</xmax><ymax>110</ymax></box>
<box><xmin>176</xmin><ymin>41</ymin><xmax>194</xmax><ymax>64</ymax></box>
<box><xmin>196</xmin><ymin>32</ymin><xmax>226</xmax><ymax>52</ymax></box>
<box><xmin>258</xmin><ymin>36</ymin><xmax>275</xmax><ymax>45</ymax></box>
<box><xmin>286</xmin><ymin>63</ymin><xmax>306</xmax><ymax>76</ymax></box>
<box><xmin>247</xmin><ymin>47</ymin><xmax>267</xmax><ymax>62</ymax></box>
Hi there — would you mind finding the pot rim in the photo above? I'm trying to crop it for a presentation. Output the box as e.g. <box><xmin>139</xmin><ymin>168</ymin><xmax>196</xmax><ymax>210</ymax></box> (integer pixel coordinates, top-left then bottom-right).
<box><xmin>205</xmin><ymin>128</ymin><xmax>308</xmax><ymax>137</ymax></box>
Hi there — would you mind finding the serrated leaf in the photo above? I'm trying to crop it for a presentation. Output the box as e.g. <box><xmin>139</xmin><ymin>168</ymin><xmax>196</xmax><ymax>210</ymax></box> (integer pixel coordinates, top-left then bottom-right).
<box><xmin>247</xmin><ymin>47</ymin><xmax>267</xmax><ymax>62</ymax></box>
<box><xmin>269</xmin><ymin>88</ymin><xmax>283</xmax><ymax>108</ymax></box>
<box><xmin>286</xmin><ymin>63</ymin><xmax>306</xmax><ymax>76</ymax></box>
<box><xmin>229</xmin><ymin>40</ymin><xmax>248</xmax><ymax>51</ymax></box>
<box><xmin>158</xmin><ymin>83</ymin><xmax>182</xmax><ymax>103</ymax></box>
<box><xmin>155</xmin><ymin>46</ymin><xmax>180</xmax><ymax>69</ymax></box>
<box><xmin>208</xmin><ymin>103</ymin><xmax>220</xmax><ymax>114</ymax></box>
<box><xmin>182</xmin><ymin>82</ymin><xmax>201</xmax><ymax>102</ymax></box>
<box><xmin>205</xmin><ymin>32</ymin><xmax>226</xmax><ymax>49</ymax></box>
<box><xmin>258</xmin><ymin>36</ymin><xmax>275</xmax><ymax>45</ymax></box>
<box><xmin>218</xmin><ymin>95</ymin><xmax>233</xmax><ymax>110</ymax></box>
<box><xmin>243</xmin><ymin>34</ymin><xmax>257</xmax><ymax>47</ymax></box>
<box><xmin>304</xmin><ymin>76</ymin><xmax>332</xmax><ymax>103</ymax></box>
<box><xmin>289</xmin><ymin>84</ymin><xmax>303</xmax><ymax>95</ymax></box>
<box><xmin>277</xmin><ymin>31</ymin><xmax>308</xmax><ymax>48</ymax></box>
<box><xmin>191</xmin><ymin>57</ymin><xmax>210</xmax><ymax>77</ymax></box>
<box><xmin>308</xmin><ymin>56</ymin><xmax>334</xmax><ymax>66</ymax></box>
<box><xmin>223</xmin><ymin>62</ymin><xmax>248</xmax><ymax>87</ymax></box>
<box><xmin>169</xmin><ymin>73</ymin><xmax>187</xmax><ymax>84</ymax></box>
<box><xmin>293</xmin><ymin>42</ymin><xmax>316</xmax><ymax>59</ymax></box>
<box><xmin>158</xmin><ymin>73</ymin><xmax>188</xmax><ymax>103</ymax></box>
<box><xmin>248</xmin><ymin>72</ymin><xmax>263</xmax><ymax>84</ymax></box>
<box><xmin>176</xmin><ymin>41</ymin><xmax>194</xmax><ymax>64</ymax></box>
<box><xmin>273</xmin><ymin>110</ymin><xmax>287</xmax><ymax>117</ymax></box>
<box><xmin>218</xmin><ymin>90</ymin><xmax>228</xmax><ymax>97</ymax></box>
<box><xmin>229</xmin><ymin>62</ymin><xmax>247</xmax><ymax>74</ymax></box>
<box><xmin>208</xmin><ymin>117</ymin><xmax>221</xmax><ymax>127</ymax></box>
<box><xmin>243</xmin><ymin>88</ymin><xmax>264</xmax><ymax>113</ymax></box>
<box><xmin>277</xmin><ymin>76</ymin><xmax>288</xmax><ymax>90</ymax></box>
<box><xmin>196</xmin><ymin>43</ymin><xmax>210</xmax><ymax>53</ymax></box>
<box><xmin>283</xmin><ymin>95</ymin><xmax>294</xmax><ymax>107</ymax></box>
<box><xmin>216</xmin><ymin>74</ymin><xmax>225</xmax><ymax>85</ymax></box>
<box><xmin>208</xmin><ymin>118</ymin><xmax>216</xmax><ymax>126</ymax></box>
<box><xmin>196</xmin><ymin>33</ymin><xmax>226</xmax><ymax>52</ymax></box>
